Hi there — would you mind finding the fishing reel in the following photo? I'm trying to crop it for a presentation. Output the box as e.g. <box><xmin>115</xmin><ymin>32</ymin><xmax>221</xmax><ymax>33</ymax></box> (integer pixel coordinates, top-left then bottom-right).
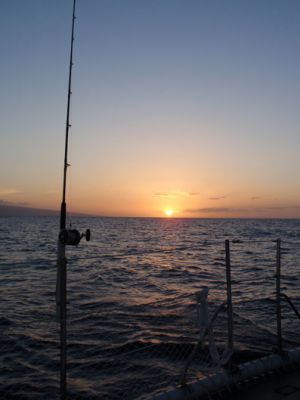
<box><xmin>59</xmin><ymin>228</ymin><xmax>91</xmax><ymax>246</ymax></box>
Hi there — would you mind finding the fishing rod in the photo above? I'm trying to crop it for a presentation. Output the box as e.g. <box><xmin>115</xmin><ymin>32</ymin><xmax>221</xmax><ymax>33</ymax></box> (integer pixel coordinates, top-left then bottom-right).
<box><xmin>56</xmin><ymin>1</ymin><xmax>90</xmax><ymax>399</ymax></box>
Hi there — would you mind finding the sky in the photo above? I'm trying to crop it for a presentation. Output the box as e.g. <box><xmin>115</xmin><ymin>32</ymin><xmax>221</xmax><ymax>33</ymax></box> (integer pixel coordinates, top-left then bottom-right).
<box><xmin>1</xmin><ymin>0</ymin><xmax>300</xmax><ymax>218</ymax></box>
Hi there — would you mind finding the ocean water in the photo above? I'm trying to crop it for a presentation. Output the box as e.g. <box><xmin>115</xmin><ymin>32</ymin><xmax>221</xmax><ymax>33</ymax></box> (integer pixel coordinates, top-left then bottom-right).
<box><xmin>1</xmin><ymin>217</ymin><xmax>300</xmax><ymax>399</ymax></box>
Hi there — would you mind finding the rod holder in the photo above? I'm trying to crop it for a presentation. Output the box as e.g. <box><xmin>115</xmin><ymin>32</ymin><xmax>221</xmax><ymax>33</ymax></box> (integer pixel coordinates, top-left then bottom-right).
<box><xmin>225</xmin><ymin>239</ymin><xmax>234</xmax><ymax>365</ymax></box>
<box><xmin>276</xmin><ymin>238</ymin><xmax>282</xmax><ymax>354</ymax></box>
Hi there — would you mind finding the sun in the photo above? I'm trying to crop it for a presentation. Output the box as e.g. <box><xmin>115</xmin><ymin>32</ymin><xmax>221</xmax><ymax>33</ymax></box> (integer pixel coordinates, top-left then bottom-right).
<box><xmin>164</xmin><ymin>209</ymin><xmax>174</xmax><ymax>217</ymax></box>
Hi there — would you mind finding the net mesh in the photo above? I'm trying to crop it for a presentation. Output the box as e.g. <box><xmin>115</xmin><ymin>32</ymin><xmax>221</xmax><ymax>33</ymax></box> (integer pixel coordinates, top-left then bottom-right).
<box><xmin>1</xmin><ymin>226</ymin><xmax>300</xmax><ymax>400</ymax></box>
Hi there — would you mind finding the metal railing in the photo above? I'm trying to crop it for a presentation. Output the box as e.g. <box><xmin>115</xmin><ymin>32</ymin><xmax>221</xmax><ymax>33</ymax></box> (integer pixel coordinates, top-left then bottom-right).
<box><xmin>180</xmin><ymin>240</ymin><xmax>234</xmax><ymax>385</ymax></box>
<box><xmin>181</xmin><ymin>238</ymin><xmax>300</xmax><ymax>386</ymax></box>
<box><xmin>275</xmin><ymin>238</ymin><xmax>300</xmax><ymax>354</ymax></box>
<box><xmin>2</xmin><ymin>236</ymin><xmax>300</xmax><ymax>399</ymax></box>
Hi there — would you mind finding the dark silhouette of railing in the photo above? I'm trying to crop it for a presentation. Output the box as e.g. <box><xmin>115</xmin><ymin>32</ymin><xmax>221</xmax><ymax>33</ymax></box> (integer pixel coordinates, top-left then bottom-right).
<box><xmin>181</xmin><ymin>238</ymin><xmax>300</xmax><ymax>385</ymax></box>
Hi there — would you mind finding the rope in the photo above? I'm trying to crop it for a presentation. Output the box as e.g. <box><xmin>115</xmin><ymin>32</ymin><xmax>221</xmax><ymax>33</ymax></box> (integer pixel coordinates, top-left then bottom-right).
<box><xmin>196</xmin><ymin>290</ymin><xmax>232</xmax><ymax>367</ymax></box>
<box><xmin>180</xmin><ymin>288</ymin><xmax>233</xmax><ymax>385</ymax></box>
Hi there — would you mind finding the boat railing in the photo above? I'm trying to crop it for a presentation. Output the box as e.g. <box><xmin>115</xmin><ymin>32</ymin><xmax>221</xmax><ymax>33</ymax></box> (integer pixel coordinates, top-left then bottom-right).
<box><xmin>3</xmin><ymin>235</ymin><xmax>300</xmax><ymax>400</ymax></box>
<box><xmin>177</xmin><ymin>237</ymin><xmax>300</xmax><ymax>397</ymax></box>
<box><xmin>280</xmin><ymin>293</ymin><xmax>300</xmax><ymax>320</ymax></box>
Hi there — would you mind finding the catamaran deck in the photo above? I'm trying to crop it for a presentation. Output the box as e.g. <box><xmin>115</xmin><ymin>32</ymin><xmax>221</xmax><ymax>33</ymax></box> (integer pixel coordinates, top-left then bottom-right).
<box><xmin>223</xmin><ymin>367</ymin><xmax>300</xmax><ymax>400</ymax></box>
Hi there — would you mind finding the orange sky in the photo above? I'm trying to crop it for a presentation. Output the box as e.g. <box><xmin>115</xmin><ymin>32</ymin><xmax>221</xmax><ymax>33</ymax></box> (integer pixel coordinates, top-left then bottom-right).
<box><xmin>1</xmin><ymin>1</ymin><xmax>300</xmax><ymax>218</ymax></box>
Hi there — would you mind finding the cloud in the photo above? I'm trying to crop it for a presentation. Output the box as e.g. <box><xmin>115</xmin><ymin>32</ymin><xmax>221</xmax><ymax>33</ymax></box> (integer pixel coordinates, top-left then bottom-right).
<box><xmin>154</xmin><ymin>191</ymin><xmax>200</xmax><ymax>198</ymax></box>
<box><xmin>0</xmin><ymin>199</ymin><xmax>29</xmax><ymax>206</ymax></box>
<box><xmin>255</xmin><ymin>206</ymin><xmax>300</xmax><ymax>212</ymax></box>
<box><xmin>208</xmin><ymin>196</ymin><xmax>226</xmax><ymax>201</ymax></box>
<box><xmin>0</xmin><ymin>188</ymin><xmax>22</xmax><ymax>196</ymax></box>
<box><xmin>185</xmin><ymin>207</ymin><xmax>248</xmax><ymax>214</ymax></box>
<box><xmin>185</xmin><ymin>205</ymin><xmax>300</xmax><ymax>215</ymax></box>
<box><xmin>251</xmin><ymin>196</ymin><xmax>260</xmax><ymax>200</ymax></box>
<box><xmin>44</xmin><ymin>190</ymin><xmax>59</xmax><ymax>195</ymax></box>
<box><xmin>154</xmin><ymin>192</ymin><xmax>174</xmax><ymax>198</ymax></box>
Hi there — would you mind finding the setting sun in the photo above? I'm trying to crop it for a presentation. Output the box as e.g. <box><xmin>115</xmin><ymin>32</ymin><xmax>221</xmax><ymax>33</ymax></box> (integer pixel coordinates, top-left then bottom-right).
<box><xmin>164</xmin><ymin>209</ymin><xmax>174</xmax><ymax>217</ymax></box>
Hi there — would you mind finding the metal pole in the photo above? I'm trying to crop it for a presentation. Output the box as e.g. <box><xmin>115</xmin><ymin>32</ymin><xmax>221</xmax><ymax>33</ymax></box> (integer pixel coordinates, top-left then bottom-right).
<box><xmin>57</xmin><ymin>242</ymin><xmax>67</xmax><ymax>400</ymax></box>
<box><xmin>225</xmin><ymin>240</ymin><xmax>234</xmax><ymax>355</ymax></box>
<box><xmin>276</xmin><ymin>238</ymin><xmax>282</xmax><ymax>353</ymax></box>
<box><xmin>57</xmin><ymin>2</ymin><xmax>76</xmax><ymax>399</ymax></box>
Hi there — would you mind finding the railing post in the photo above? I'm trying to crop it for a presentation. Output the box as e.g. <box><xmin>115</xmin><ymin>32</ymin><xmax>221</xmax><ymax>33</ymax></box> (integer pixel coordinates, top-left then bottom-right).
<box><xmin>225</xmin><ymin>240</ymin><xmax>234</xmax><ymax>356</ymax></box>
<box><xmin>276</xmin><ymin>238</ymin><xmax>282</xmax><ymax>353</ymax></box>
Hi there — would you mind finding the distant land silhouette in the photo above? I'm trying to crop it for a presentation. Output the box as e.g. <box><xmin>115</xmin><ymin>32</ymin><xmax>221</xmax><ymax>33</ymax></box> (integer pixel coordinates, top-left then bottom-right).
<box><xmin>0</xmin><ymin>204</ymin><xmax>93</xmax><ymax>217</ymax></box>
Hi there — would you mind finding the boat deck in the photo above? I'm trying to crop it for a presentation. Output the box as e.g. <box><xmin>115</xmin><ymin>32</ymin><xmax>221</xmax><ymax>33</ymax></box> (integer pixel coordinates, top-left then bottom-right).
<box><xmin>222</xmin><ymin>366</ymin><xmax>300</xmax><ymax>400</ymax></box>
